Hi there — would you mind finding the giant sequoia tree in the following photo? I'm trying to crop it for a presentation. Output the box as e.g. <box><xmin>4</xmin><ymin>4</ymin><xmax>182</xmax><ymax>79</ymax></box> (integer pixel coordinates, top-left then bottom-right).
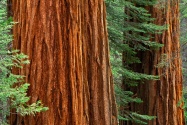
<box><xmin>127</xmin><ymin>0</ymin><xmax>185</xmax><ymax>124</ymax></box>
<box><xmin>10</xmin><ymin>0</ymin><xmax>117</xmax><ymax>125</ymax></box>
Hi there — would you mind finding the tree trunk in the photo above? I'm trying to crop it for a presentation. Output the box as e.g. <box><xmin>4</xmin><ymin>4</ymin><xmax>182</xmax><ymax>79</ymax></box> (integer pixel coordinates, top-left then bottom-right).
<box><xmin>10</xmin><ymin>0</ymin><xmax>117</xmax><ymax>125</ymax></box>
<box><xmin>125</xmin><ymin>0</ymin><xmax>185</xmax><ymax>125</ymax></box>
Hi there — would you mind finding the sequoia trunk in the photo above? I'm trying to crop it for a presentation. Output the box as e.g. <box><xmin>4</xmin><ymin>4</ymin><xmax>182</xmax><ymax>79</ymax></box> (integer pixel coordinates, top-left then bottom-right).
<box><xmin>125</xmin><ymin>0</ymin><xmax>185</xmax><ymax>125</ymax></box>
<box><xmin>10</xmin><ymin>0</ymin><xmax>117</xmax><ymax>125</ymax></box>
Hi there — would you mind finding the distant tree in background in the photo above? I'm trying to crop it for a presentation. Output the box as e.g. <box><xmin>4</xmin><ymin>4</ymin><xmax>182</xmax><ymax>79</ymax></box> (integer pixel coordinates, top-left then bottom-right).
<box><xmin>127</xmin><ymin>0</ymin><xmax>185</xmax><ymax>124</ymax></box>
<box><xmin>106</xmin><ymin>0</ymin><xmax>163</xmax><ymax>124</ymax></box>
<box><xmin>106</xmin><ymin>0</ymin><xmax>185</xmax><ymax>124</ymax></box>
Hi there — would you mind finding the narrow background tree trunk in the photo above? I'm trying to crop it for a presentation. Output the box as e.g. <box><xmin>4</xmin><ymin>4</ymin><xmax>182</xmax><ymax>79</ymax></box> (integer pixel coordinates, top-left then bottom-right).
<box><xmin>126</xmin><ymin>0</ymin><xmax>185</xmax><ymax>125</ymax></box>
<box><xmin>10</xmin><ymin>0</ymin><xmax>117</xmax><ymax>125</ymax></box>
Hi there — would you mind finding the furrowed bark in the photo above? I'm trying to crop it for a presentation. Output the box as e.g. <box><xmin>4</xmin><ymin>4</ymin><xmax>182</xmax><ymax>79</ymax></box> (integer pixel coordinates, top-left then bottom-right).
<box><xmin>10</xmin><ymin>0</ymin><xmax>117</xmax><ymax>125</ymax></box>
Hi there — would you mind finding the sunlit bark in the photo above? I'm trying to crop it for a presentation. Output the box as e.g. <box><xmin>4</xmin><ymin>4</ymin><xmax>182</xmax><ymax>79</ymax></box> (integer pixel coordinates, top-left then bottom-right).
<box><xmin>10</xmin><ymin>0</ymin><xmax>117</xmax><ymax>125</ymax></box>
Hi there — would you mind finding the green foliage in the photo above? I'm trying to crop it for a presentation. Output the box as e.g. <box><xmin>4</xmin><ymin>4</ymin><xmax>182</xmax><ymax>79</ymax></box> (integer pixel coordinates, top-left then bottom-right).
<box><xmin>183</xmin><ymin>89</ymin><xmax>187</xmax><ymax>124</ymax></box>
<box><xmin>106</xmin><ymin>0</ymin><xmax>164</xmax><ymax>124</ymax></box>
<box><xmin>180</xmin><ymin>0</ymin><xmax>187</xmax><ymax>19</ymax></box>
<box><xmin>180</xmin><ymin>0</ymin><xmax>187</xmax><ymax>46</ymax></box>
<box><xmin>0</xmin><ymin>0</ymin><xmax>48</xmax><ymax>124</ymax></box>
<box><xmin>115</xmin><ymin>85</ymin><xmax>143</xmax><ymax>105</ymax></box>
<box><xmin>118</xmin><ymin>112</ymin><xmax>156</xmax><ymax>125</ymax></box>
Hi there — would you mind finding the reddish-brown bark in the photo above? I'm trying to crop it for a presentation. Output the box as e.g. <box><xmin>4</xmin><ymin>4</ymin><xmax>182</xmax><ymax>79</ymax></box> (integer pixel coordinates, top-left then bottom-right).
<box><xmin>10</xmin><ymin>0</ymin><xmax>117</xmax><ymax>125</ymax></box>
<box><xmin>124</xmin><ymin>0</ymin><xmax>185</xmax><ymax>125</ymax></box>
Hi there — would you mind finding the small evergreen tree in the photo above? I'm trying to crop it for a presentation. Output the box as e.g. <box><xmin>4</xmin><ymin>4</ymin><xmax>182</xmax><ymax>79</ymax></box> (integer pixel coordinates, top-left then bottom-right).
<box><xmin>0</xmin><ymin>0</ymin><xmax>48</xmax><ymax>124</ymax></box>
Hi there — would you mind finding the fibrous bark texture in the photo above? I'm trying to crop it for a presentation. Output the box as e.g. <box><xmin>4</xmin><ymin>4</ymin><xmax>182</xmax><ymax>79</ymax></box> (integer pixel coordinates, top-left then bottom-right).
<box><xmin>10</xmin><ymin>0</ymin><xmax>117</xmax><ymax>125</ymax></box>
<box><xmin>125</xmin><ymin>0</ymin><xmax>185</xmax><ymax>125</ymax></box>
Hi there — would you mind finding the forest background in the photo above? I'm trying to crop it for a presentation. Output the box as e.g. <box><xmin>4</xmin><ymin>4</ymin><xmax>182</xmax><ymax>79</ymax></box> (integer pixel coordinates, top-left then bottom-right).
<box><xmin>0</xmin><ymin>0</ymin><xmax>187</xmax><ymax>125</ymax></box>
<box><xmin>108</xmin><ymin>0</ymin><xmax>186</xmax><ymax>124</ymax></box>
